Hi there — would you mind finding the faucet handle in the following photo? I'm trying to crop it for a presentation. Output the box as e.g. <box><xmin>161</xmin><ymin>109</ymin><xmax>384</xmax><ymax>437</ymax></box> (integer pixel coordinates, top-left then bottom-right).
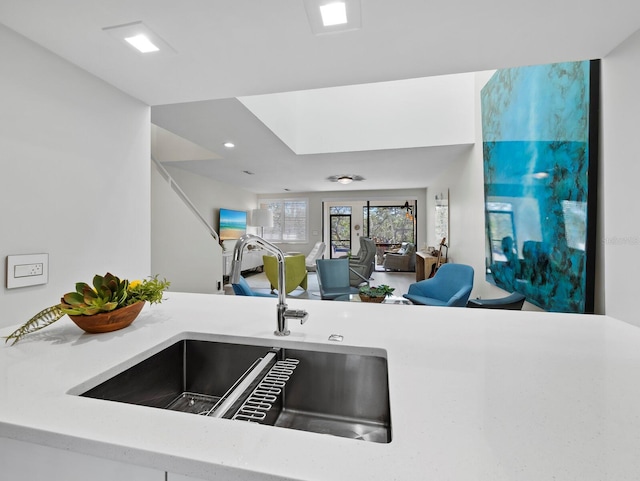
<box><xmin>285</xmin><ymin>309</ymin><xmax>309</xmax><ymax>325</ymax></box>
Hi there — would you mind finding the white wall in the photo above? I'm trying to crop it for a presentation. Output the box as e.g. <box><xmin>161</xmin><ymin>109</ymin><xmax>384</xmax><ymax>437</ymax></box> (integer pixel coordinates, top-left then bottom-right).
<box><xmin>0</xmin><ymin>25</ymin><xmax>150</xmax><ymax>328</ymax></box>
<box><xmin>240</xmin><ymin>74</ymin><xmax>475</xmax><ymax>154</ymax></box>
<box><xmin>258</xmin><ymin>188</ymin><xmax>428</xmax><ymax>258</ymax></box>
<box><xmin>425</xmin><ymin>71</ymin><xmax>508</xmax><ymax>303</ymax></box>
<box><xmin>151</xmin><ymin>165</ymin><xmax>222</xmax><ymax>294</ymax></box>
<box><xmin>164</xmin><ymin>166</ymin><xmax>258</xmax><ymax>233</ymax></box>
<box><xmin>601</xmin><ymin>28</ymin><xmax>640</xmax><ymax>325</ymax></box>
<box><xmin>154</xmin><ymin>165</ymin><xmax>257</xmax><ymax>287</ymax></box>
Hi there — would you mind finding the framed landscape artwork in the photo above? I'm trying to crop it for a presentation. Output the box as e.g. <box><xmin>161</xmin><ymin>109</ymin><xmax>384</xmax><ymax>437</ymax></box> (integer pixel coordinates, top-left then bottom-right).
<box><xmin>481</xmin><ymin>60</ymin><xmax>599</xmax><ymax>313</ymax></box>
<box><xmin>219</xmin><ymin>208</ymin><xmax>247</xmax><ymax>241</ymax></box>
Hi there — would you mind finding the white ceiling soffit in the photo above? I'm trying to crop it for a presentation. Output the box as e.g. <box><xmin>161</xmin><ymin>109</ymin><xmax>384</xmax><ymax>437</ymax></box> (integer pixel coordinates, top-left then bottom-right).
<box><xmin>150</xmin><ymin>124</ymin><xmax>221</xmax><ymax>163</ymax></box>
<box><xmin>151</xmin><ymin>97</ymin><xmax>473</xmax><ymax>194</ymax></box>
<box><xmin>159</xmin><ymin>143</ymin><xmax>473</xmax><ymax>194</ymax></box>
<box><xmin>0</xmin><ymin>1</ymin><xmax>639</xmax><ymax>105</ymax></box>
<box><xmin>238</xmin><ymin>73</ymin><xmax>476</xmax><ymax>155</ymax></box>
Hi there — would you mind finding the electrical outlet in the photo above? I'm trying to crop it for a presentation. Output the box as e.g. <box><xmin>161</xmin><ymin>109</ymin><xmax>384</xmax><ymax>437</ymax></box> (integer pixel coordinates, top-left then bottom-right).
<box><xmin>6</xmin><ymin>254</ymin><xmax>49</xmax><ymax>289</ymax></box>
<box><xmin>14</xmin><ymin>263</ymin><xmax>44</xmax><ymax>278</ymax></box>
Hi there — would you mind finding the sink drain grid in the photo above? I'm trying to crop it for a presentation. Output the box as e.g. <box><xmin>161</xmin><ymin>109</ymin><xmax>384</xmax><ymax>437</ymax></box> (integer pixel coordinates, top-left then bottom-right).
<box><xmin>233</xmin><ymin>358</ymin><xmax>299</xmax><ymax>422</ymax></box>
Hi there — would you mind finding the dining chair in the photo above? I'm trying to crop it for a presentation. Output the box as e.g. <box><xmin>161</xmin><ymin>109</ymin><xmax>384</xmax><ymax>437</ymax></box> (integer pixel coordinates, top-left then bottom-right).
<box><xmin>316</xmin><ymin>258</ymin><xmax>360</xmax><ymax>300</ymax></box>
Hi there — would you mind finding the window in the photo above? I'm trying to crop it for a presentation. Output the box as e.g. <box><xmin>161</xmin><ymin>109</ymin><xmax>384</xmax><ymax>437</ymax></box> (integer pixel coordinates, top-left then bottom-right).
<box><xmin>562</xmin><ymin>200</ymin><xmax>587</xmax><ymax>251</ymax></box>
<box><xmin>486</xmin><ymin>202</ymin><xmax>516</xmax><ymax>262</ymax></box>
<box><xmin>329</xmin><ymin>206</ymin><xmax>352</xmax><ymax>257</ymax></box>
<box><xmin>260</xmin><ymin>198</ymin><xmax>308</xmax><ymax>243</ymax></box>
<box><xmin>364</xmin><ymin>205</ymin><xmax>416</xmax><ymax>244</ymax></box>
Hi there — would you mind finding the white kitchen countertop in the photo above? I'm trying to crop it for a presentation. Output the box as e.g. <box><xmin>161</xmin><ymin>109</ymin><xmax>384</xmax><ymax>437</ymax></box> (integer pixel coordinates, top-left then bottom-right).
<box><xmin>2</xmin><ymin>292</ymin><xmax>640</xmax><ymax>480</ymax></box>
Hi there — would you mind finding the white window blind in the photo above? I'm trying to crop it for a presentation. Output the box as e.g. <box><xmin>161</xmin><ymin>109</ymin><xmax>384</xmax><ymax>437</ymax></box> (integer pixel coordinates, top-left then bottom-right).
<box><xmin>260</xmin><ymin>198</ymin><xmax>308</xmax><ymax>243</ymax></box>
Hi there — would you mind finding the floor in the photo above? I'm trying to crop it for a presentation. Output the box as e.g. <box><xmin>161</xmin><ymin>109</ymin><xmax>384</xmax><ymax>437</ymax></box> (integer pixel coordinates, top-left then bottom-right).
<box><xmin>225</xmin><ymin>268</ymin><xmax>416</xmax><ymax>300</ymax></box>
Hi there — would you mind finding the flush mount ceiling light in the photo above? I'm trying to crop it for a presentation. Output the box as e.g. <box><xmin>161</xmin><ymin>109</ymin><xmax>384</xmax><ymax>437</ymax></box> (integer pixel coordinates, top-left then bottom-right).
<box><xmin>223</xmin><ymin>142</ymin><xmax>235</xmax><ymax>148</ymax></box>
<box><xmin>327</xmin><ymin>174</ymin><xmax>365</xmax><ymax>185</ymax></box>
<box><xmin>103</xmin><ymin>21</ymin><xmax>175</xmax><ymax>55</ymax></box>
<box><xmin>303</xmin><ymin>0</ymin><xmax>361</xmax><ymax>35</ymax></box>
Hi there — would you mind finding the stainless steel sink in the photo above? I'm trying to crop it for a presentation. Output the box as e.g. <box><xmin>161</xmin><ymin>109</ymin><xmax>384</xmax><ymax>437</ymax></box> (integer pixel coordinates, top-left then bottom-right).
<box><xmin>78</xmin><ymin>338</ymin><xmax>391</xmax><ymax>443</ymax></box>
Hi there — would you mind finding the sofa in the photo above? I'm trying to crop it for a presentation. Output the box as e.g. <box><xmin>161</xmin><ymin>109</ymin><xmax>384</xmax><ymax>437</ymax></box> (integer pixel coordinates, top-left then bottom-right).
<box><xmin>383</xmin><ymin>242</ymin><xmax>416</xmax><ymax>271</ymax></box>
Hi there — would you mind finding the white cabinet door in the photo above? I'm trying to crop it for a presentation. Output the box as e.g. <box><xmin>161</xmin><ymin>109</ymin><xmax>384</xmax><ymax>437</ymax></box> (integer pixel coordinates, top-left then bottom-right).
<box><xmin>0</xmin><ymin>437</ymin><xmax>164</xmax><ymax>481</ymax></box>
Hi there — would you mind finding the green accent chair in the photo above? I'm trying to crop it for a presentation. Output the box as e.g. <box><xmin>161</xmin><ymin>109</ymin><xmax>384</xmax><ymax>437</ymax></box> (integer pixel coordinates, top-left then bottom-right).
<box><xmin>263</xmin><ymin>254</ymin><xmax>308</xmax><ymax>294</ymax></box>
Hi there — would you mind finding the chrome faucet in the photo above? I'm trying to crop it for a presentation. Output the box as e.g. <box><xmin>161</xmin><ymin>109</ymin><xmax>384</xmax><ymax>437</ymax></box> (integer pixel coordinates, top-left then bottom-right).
<box><xmin>230</xmin><ymin>234</ymin><xmax>309</xmax><ymax>336</ymax></box>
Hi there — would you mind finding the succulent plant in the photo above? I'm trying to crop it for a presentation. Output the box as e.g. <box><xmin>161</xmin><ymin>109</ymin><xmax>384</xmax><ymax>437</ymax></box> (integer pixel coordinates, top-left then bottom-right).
<box><xmin>59</xmin><ymin>273</ymin><xmax>129</xmax><ymax>316</ymax></box>
<box><xmin>359</xmin><ymin>284</ymin><xmax>395</xmax><ymax>298</ymax></box>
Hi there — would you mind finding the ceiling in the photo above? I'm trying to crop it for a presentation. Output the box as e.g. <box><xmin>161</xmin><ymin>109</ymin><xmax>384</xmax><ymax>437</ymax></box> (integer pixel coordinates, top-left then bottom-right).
<box><xmin>2</xmin><ymin>0</ymin><xmax>639</xmax><ymax>193</ymax></box>
<box><xmin>151</xmin><ymin>97</ymin><xmax>474</xmax><ymax>193</ymax></box>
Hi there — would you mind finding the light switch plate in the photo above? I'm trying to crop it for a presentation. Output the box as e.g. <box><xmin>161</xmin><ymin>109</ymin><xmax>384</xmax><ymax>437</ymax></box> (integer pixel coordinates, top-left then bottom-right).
<box><xmin>6</xmin><ymin>254</ymin><xmax>49</xmax><ymax>289</ymax></box>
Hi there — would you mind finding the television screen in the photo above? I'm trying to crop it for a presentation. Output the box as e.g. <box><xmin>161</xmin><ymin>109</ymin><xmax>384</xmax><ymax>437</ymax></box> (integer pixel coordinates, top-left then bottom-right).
<box><xmin>219</xmin><ymin>208</ymin><xmax>247</xmax><ymax>240</ymax></box>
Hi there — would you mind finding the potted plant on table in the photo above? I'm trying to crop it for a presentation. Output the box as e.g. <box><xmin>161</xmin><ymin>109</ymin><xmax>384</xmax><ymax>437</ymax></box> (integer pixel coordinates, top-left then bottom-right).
<box><xmin>358</xmin><ymin>284</ymin><xmax>395</xmax><ymax>303</ymax></box>
<box><xmin>4</xmin><ymin>273</ymin><xmax>170</xmax><ymax>345</ymax></box>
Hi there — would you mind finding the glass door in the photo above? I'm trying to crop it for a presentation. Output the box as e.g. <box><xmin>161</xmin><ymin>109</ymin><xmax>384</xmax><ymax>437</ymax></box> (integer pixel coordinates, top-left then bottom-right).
<box><xmin>329</xmin><ymin>207</ymin><xmax>352</xmax><ymax>258</ymax></box>
<box><xmin>364</xmin><ymin>203</ymin><xmax>417</xmax><ymax>268</ymax></box>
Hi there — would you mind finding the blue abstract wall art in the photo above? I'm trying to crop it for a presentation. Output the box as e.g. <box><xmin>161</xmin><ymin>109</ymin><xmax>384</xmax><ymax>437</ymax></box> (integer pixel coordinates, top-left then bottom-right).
<box><xmin>481</xmin><ymin>60</ymin><xmax>599</xmax><ymax>313</ymax></box>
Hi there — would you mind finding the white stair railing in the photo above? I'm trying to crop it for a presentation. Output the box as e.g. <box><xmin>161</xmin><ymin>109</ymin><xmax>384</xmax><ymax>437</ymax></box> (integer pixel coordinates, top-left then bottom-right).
<box><xmin>151</xmin><ymin>155</ymin><xmax>219</xmax><ymax>242</ymax></box>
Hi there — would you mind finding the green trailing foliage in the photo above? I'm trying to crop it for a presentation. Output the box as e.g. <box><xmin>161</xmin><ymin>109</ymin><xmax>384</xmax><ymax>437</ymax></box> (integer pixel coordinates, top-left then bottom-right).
<box><xmin>127</xmin><ymin>275</ymin><xmax>170</xmax><ymax>306</ymax></box>
<box><xmin>3</xmin><ymin>305</ymin><xmax>66</xmax><ymax>346</ymax></box>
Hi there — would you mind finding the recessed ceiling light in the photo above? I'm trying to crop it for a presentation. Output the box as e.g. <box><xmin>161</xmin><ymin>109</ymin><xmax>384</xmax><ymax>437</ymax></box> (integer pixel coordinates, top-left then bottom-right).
<box><xmin>303</xmin><ymin>0</ymin><xmax>361</xmax><ymax>35</ymax></box>
<box><xmin>124</xmin><ymin>34</ymin><xmax>159</xmax><ymax>53</ymax></box>
<box><xmin>224</xmin><ymin>142</ymin><xmax>235</xmax><ymax>148</ymax></box>
<box><xmin>103</xmin><ymin>21</ymin><xmax>175</xmax><ymax>55</ymax></box>
<box><xmin>320</xmin><ymin>2</ymin><xmax>347</xmax><ymax>26</ymax></box>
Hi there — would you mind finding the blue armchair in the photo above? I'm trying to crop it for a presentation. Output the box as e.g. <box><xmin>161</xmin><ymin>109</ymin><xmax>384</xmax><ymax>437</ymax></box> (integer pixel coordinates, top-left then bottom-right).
<box><xmin>316</xmin><ymin>258</ymin><xmax>360</xmax><ymax>300</ymax></box>
<box><xmin>231</xmin><ymin>276</ymin><xmax>276</xmax><ymax>297</ymax></box>
<box><xmin>403</xmin><ymin>263</ymin><xmax>474</xmax><ymax>307</ymax></box>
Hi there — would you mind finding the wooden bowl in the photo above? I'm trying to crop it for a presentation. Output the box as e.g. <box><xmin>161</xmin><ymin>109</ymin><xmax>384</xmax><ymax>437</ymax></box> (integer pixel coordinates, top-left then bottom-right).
<box><xmin>358</xmin><ymin>294</ymin><xmax>385</xmax><ymax>303</ymax></box>
<box><xmin>67</xmin><ymin>301</ymin><xmax>145</xmax><ymax>333</ymax></box>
